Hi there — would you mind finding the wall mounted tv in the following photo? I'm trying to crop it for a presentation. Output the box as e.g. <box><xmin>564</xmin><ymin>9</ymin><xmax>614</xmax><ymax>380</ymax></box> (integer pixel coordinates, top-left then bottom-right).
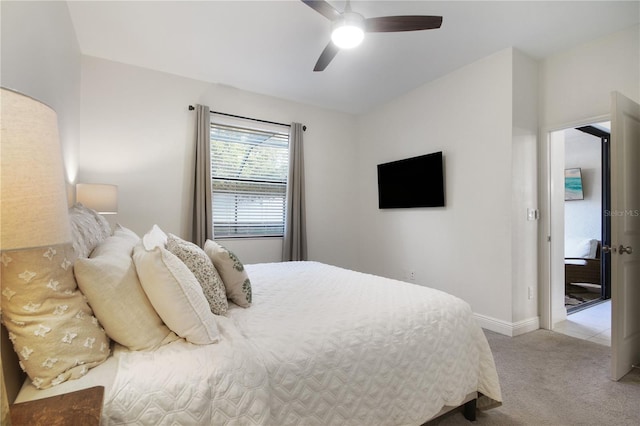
<box><xmin>377</xmin><ymin>151</ymin><xmax>445</xmax><ymax>209</ymax></box>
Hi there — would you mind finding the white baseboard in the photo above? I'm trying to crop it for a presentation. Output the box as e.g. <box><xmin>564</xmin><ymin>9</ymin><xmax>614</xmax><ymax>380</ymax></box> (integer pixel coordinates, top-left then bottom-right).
<box><xmin>474</xmin><ymin>313</ymin><xmax>540</xmax><ymax>337</ymax></box>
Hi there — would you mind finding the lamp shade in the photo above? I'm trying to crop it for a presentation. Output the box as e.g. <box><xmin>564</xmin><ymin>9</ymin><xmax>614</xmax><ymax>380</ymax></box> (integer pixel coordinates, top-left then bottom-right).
<box><xmin>76</xmin><ymin>183</ymin><xmax>118</xmax><ymax>214</ymax></box>
<box><xmin>0</xmin><ymin>88</ymin><xmax>71</xmax><ymax>250</ymax></box>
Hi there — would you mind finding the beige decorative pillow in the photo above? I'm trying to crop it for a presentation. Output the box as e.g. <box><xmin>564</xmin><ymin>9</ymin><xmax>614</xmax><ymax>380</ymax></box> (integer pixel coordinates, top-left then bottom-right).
<box><xmin>133</xmin><ymin>242</ymin><xmax>219</xmax><ymax>344</ymax></box>
<box><xmin>75</xmin><ymin>226</ymin><xmax>179</xmax><ymax>351</ymax></box>
<box><xmin>166</xmin><ymin>234</ymin><xmax>228</xmax><ymax>316</ymax></box>
<box><xmin>68</xmin><ymin>203</ymin><xmax>112</xmax><ymax>259</ymax></box>
<box><xmin>203</xmin><ymin>240</ymin><xmax>252</xmax><ymax>308</ymax></box>
<box><xmin>0</xmin><ymin>244</ymin><xmax>110</xmax><ymax>389</ymax></box>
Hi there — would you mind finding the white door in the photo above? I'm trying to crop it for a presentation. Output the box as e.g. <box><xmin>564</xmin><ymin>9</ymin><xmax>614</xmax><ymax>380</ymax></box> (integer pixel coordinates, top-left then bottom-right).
<box><xmin>610</xmin><ymin>91</ymin><xmax>640</xmax><ymax>381</ymax></box>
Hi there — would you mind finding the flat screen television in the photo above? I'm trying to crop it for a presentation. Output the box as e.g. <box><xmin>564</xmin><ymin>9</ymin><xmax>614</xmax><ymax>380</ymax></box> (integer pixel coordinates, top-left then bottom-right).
<box><xmin>377</xmin><ymin>151</ymin><xmax>445</xmax><ymax>209</ymax></box>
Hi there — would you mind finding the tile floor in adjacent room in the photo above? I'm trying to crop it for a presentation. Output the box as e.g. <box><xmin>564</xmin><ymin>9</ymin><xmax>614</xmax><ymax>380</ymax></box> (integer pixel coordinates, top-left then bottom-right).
<box><xmin>554</xmin><ymin>300</ymin><xmax>611</xmax><ymax>346</ymax></box>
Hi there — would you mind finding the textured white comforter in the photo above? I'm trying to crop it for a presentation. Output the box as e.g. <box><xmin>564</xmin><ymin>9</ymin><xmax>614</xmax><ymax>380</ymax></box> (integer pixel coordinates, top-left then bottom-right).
<box><xmin>104</xmin><ymin>261</ymin><xmax>501</xmax><ymax>425</ymax></box>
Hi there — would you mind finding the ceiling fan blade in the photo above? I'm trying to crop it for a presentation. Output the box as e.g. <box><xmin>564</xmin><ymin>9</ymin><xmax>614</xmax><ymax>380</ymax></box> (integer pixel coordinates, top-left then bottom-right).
<box><xmin>365</xmin><ymin>16</ymin><xmax>443</xmax><ymax>32</ymax></box>
<box><xmin>301</xmin><ymin>0</ymin><xmax>342</xmax><ymax>21</ymax></box>
<box><xmin>313</xmin><ymin>41</ymin><xmax>340</xmax><ymax>72</ymax></box>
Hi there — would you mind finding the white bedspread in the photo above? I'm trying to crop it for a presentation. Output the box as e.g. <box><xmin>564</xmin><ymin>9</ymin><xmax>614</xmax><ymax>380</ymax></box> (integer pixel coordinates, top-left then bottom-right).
<box><xmin>104</xmin><ymin>261</ymin><xmax>501</xmax><ymax>425</ymax></box>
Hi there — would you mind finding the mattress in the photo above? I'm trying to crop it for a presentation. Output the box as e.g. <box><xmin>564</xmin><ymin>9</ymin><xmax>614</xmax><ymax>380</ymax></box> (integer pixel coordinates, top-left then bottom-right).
<box><xmin>18</xmin><ymin>261</ymin><xmax>502</xmax><ymax>425</ymax></box>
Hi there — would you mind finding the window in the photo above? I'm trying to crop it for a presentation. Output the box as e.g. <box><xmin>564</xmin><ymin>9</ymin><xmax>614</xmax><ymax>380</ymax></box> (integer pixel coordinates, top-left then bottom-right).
<box><xmin>210</xmin><ymin>121</ymin><xmax>289</xmax><ymax>238</ymax></box>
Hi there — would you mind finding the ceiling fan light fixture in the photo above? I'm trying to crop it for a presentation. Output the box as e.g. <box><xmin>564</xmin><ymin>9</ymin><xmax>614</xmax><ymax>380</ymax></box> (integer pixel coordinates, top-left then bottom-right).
<box><xmin>331</xmin><ymin>11</ymin><xmax>365</xmax><ymax>49</ymax></box>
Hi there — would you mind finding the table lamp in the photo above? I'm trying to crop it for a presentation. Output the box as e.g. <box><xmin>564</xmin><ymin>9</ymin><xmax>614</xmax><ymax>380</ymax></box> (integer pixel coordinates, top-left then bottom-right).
<box><xmin>76</xmin><ymin>183</ymin><xmax>118</xmax><ymax>215</ymax></box>
<box><xmin>1</xmin><ymin>87</ymin><xmax>71</xmax><ymax>415</ymax></box>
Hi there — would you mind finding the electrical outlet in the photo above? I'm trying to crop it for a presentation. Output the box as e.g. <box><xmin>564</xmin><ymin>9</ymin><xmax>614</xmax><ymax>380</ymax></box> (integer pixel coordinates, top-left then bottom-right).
<box><xmin>409</xmin><ymin>271</ymin><xmax>416</xmax><ymax>281</ymax></box>
<box><xmin>528</xmin><ymin>286</ymin><xmax>533</xmax><ymax>300</ymax></box>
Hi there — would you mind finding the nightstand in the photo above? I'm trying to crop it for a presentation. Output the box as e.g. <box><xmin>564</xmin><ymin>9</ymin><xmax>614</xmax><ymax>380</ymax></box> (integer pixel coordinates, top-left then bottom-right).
<box><xmin>10</xmin><ymin>385</ymin><xmax>104</xmax><ymax>426</ymax></box>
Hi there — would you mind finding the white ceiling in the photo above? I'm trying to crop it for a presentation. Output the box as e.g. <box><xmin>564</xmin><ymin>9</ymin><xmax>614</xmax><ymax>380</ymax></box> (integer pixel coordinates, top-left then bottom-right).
<box><xmin>67</xmin><ymin>1</ymin><xmax>639</xmax><ymax>114</ymax></box>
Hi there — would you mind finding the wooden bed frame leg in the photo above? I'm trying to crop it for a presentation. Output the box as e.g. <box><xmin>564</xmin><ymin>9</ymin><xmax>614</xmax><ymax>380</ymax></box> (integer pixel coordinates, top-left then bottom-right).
<box><xmin>463</xmin><ymin>398</ymin><xmax>477</xmax><ymax>421</ymax></box>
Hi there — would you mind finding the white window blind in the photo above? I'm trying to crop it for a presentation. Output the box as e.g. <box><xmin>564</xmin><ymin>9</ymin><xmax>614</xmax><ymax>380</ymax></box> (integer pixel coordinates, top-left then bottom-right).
<box><xmin>210</xmin><ymin>122</ymin><xmax>289</xmax><ymax>238</ymax></box>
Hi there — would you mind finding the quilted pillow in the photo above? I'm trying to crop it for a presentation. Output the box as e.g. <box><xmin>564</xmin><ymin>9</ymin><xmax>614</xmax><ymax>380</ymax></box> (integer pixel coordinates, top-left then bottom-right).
<box><xmin>133</xmin><ymin>241</ymin><xmax>219</xmax><ymax>344</ymax></box>
<box><xmin>68</xmin><ymin>203</ymin><xmax>112</xmax><ymax>259</ymax></box>
<box><xmin>75</xmin><ymin>225</ymin><xmax>179</xmax><ymax>350</ymax></box>
<box><xmin>0</xmin><ymin>244</ymin><xmax>110</xmax><ymax>389</ymax></box>
<box><xmin>166</xmin><ymin>234</ymin><xmax>228</xmax><ymax>316</ymax></box>
<box><xmin>203</xmin><ymin>240</ymin><xmax>252</xmax><ymax>307</ymax></box>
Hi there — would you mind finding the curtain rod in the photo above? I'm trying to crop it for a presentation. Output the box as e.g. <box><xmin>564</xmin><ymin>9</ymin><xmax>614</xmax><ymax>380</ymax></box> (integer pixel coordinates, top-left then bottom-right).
<box><xmin>188</xmin><ymin>105</ymin><xmax>306</xmax><ymax>131</ymax></box>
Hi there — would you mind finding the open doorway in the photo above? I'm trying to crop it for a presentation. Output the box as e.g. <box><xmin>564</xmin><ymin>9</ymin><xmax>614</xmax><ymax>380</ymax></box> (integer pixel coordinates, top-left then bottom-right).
<box><xmin>564</xmin><ymin>124</ymin><xmax>611</xmax><ymax>312</ymax></box>
<box><xmin>549</xmin><ymin>121</ymin><xmax>612</xmax><ymax>346</ymax></box>
<box><xmin>542</xmin><ymin>93</ymin><xmax>640</xmax><ymax>379</ymax></box>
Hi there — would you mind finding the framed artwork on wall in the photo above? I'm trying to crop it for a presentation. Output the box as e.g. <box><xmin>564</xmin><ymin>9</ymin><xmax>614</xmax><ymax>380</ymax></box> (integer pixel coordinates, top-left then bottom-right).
<box><xmin>565</xmin><ymin>168</ymin><xmax>584</xmax><ymax>201</ymax></box>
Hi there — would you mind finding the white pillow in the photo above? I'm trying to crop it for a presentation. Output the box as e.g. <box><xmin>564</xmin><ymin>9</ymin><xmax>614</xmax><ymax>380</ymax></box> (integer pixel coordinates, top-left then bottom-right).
<box><xmin>142</xmin><ymin>224</ymin><xmax>168</xmax><ymax>250</ymax></box>
<box><xmin>133</xmin><ymin>242</ymin><xmax>219</xmax><ymax>345</ymax></box>
<box><xmin>75</xmin><ymin>225</ymin><xmax>179</xmax><ymax>350</ymax></box>
<box><xmin>565</xmin><ymin>238</ymin><xmax>592</xmax><ymax>258</ymax></box>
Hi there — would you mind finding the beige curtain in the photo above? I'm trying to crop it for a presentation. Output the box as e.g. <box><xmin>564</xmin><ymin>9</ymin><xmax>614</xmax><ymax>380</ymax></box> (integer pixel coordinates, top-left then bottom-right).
<box><xmin>192</xmin><ymin>104</ymin><xmax>213</xmax><ymax>246</ymax></box>
<box><xmin>282</xmin><ymin>123</ymin><xmax>307</xmax><ymax>261</ymax></box>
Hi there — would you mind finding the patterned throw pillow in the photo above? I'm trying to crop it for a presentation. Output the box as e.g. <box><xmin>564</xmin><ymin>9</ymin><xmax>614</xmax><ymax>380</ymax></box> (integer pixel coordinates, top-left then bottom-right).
<box><xmin>75</xmin><ymin>226</ymin><xmax>179</xmax><ymax>350</ymax></box>
<box><xmin>0</xmin><ymin>244</ymin><xmax>110</xmax><ymax>389</ymax></box>
<box><xmin>203</xmin><ymin>240</ymin><xmax>252</xmax><ymax>308</ymax></box>
<box><xmin>166</xmin><ymin>234</ymin><xmax>228</xmax><ymax>316</ymax></box>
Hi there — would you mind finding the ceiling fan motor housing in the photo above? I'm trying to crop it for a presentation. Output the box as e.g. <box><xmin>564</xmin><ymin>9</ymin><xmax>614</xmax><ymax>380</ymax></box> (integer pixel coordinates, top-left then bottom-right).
<box><xmin>331</xmin><ymin>11</ymin><xmax>365</xmax><ymax>49</ymax></box>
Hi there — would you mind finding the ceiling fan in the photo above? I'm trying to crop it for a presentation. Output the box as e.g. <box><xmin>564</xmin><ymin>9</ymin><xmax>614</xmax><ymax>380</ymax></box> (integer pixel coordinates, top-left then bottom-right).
<box><xmin>302</xmin><ymin>0</ymin><xmax>443</xmax><ymax>71</ymax></box>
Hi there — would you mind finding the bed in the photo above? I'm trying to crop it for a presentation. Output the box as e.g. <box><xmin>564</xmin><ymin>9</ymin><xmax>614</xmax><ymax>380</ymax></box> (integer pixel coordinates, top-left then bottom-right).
<box><xmin>2</xmin><ymin>204</ymin><xmax>501</xmax><ymax>425</ymax></box>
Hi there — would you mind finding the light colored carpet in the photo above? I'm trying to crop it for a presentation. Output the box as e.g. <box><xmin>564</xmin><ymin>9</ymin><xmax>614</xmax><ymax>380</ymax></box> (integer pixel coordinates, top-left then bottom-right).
<box><xmin>429</xmin><ymin>329</ymin><xmax>640</xmax><ymax>425</ymax></box>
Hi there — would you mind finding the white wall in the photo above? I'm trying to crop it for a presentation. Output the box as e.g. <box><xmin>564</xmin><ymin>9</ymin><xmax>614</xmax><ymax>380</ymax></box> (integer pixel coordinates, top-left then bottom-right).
<box><xmin>355</xmin><ymin>48</ymin><xmax>540</xmax><ymax>335</ymax></box>
<box><xmin>78</xmin><ymin>56</ymin><xmax>359</xmax><ymax>267</ymax></box>
<box><xmin>564</xmin><ymin>129</ymin><xmax>602</xmax><ymax>242</ymax></box>
<box><xmin>0</xmin><ymin>1</ymin><xmax>81</xmax><ymax>190</ymax></box>
<box><xmin>356</xmin><ymin>48</ymin><xmax>520</xmax><ymax>330</ymax></box>
<box><xmin>541</xmin><ymin>25</ymin><xmax>640</xmax><ymax>129</ymax></box>
<box><xmin>511</xmin><ymin>50</ymin><xmax>539</xmax><ymax>326</ymax></box>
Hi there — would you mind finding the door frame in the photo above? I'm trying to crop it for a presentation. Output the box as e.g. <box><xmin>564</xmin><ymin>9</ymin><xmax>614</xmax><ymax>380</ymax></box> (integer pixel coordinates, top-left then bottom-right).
<box><xmin>539</xmin><ymin>114</ymin><xmax>610</xmax><ymax>330</ymax></box>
